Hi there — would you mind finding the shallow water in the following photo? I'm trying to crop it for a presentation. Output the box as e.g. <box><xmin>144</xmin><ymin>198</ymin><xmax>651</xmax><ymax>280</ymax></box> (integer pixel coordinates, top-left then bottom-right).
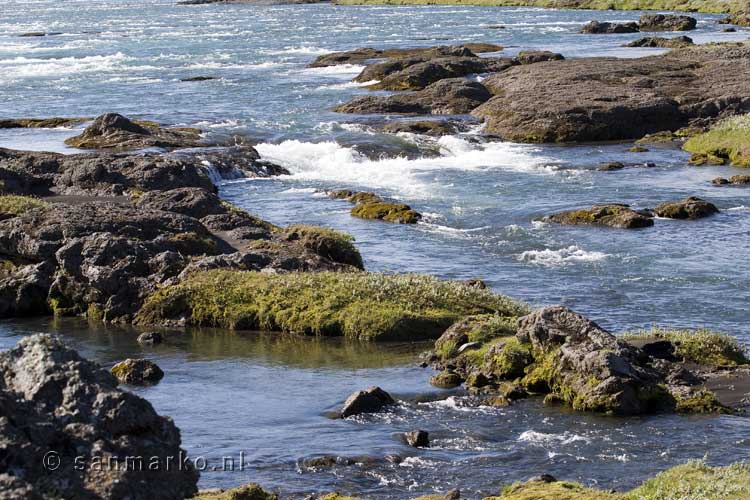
<box><xmin>1</xmin><ymin>0</ymin><xmax>750</xmax><ymax>496</ymax></box>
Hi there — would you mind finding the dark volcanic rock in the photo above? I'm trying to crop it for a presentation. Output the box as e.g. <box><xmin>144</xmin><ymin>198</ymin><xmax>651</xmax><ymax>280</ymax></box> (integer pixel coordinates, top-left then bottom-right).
<box><xmin>135</xmin><ymin>187</ymin><xmax>227</xmax><ymax>219</ymax></box>
<box><xmin>340</xmin><ymin>386</ymin><xmax>395</xmax><ymax>418</ymax></box>
<box><xmin>309</xmin><ymin>44</ymin><xmax>503</xmax><ymax>68</ymax></box>
<box><xmin>0</xmin><ymin>334</ymin><xmax>198</xmax><ymax>499</ymax></box>
<box><xmin>472</xmin><ymin>44</ymin><xmax>750</xmax><ymax>143</ymax></box>
<box><xmin>625</xmin><ymin>36</ymin><xmax>694</xmax><ymax>48</ymax></box>
<box><xmin>0</xmin><ymin>117</ymin><xmax>90</xmax><ymax>129</ymax></box>
<box><xmin>516</xmin><ymin>306</ymin><xmax>670</xmax><ymax>415</ymax></box>
<box><xmin>515</xmin><ymin>50</ymin><xmax>564</xmax><ymax>64</ymax></box>
<box><xmin>382</xmin><ymin>119</ymin><xmax>463</xmax><ymax>136</ymax></box>
<box><xmin>580</xmin><ymin>20</ymin><xmax>639</xmax><ymax>34</ymax></box>
<box><xmin>64</xmin><ymin>113</ymin><xmax>204</xmax><ymax>150</ymax></box>
<box><xmin>542</xmin><ymin>204</ymin><xmax>654</xmax><ymax>229</ymax></box>
<box><xmin>653</xmin><ymin>196</ymin><xmax>719</xmax><ymax>219</ymax></box>
<box><xmin>359</xmin><ymin>56</ymin><xmax>516</xmax><ymax>91</ymax></box>
<box><xmin>180</xmin><ymin>76</ymin><xmax>217</xmax><ymax>81</ymax></box>
<box><xmin>137</xmin><ymin>331</ymin><xmax>163</xmax><ymax>345</ymax></box>
<box><xmin>712</xmin><ymin>175</ymin><xmax>750</xmax><ymax>186</ymax></box>
<box><xmin>404</xmin><ymin>430</ymin><xmax>430</xmax><ymax>448</ymax></box>
<box><xmin>639</xmin><ymin>14</ymin><xmax>697</xmax><ymax>32</ymax></box>
<box><xmin>111</xmin><ymin>358</ymin><xmax>164</xmax><ymax>385</ymax></box>
<box><xmin>335</xmin><ymin>78</ymin><xmax>491</xmax><ymax>115</ymax></box>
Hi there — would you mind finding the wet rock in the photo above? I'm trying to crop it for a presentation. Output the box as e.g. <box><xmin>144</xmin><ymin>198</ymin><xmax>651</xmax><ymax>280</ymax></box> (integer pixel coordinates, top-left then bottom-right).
<box><xmin>0</xmin><ymin>334</ymin><xmax>198</xmax><ymax>499</ymax></box>
<box><xmin>639</xmin><ymin>14</ymin><xmax>697</xmax><ymax>32</ymax></box>
<box><xmin>335</xmin><ymin>78</ymin><xmax>492</xmax><ymax>115</ymax></box>
<box><xmin>596</xmin><ymin>161</ymin><xmax>625</xmax><ymax>171</ymax></box>
<box><xmin>723</xmin><ymin>27</ymin><xmax>738</xmax><ymax>32</ymax></box>
<box><xmin>382</xmin><ymin>119</ymin><xmax>462</xmax><ymax>136</ymax></box>
<box><xmin>137</xmin><ymin>331</ymin><xmax>163</xmax><ymax>345</ymax></box>
<box><xmin>515</xmin><ymin>50</ymin><xmax>564</xmax><ymax>64</ymax></box>
<box><xmin>625</xmin><ymin>36</ymin><xmax>694</xmax><ymax>48</ymax></box>
<box><xmin>180</xmin><ymin>76</ymin><xmax>217</xmax><ymax>81</ymax></box>
<box><xmin>309</xmin><ymin>44</ymin><xmax>503</xmax><ymax>68</ymax></box>
<box><xmin>517</xmin><ymin>306</ymin><xmax>672</xmax><ymax>415</ymax></box>
<box><xmin>111</xmin><ymin>358</ymin><xmax>164</xmax><ymax>385</ymax></box>
<box><xmin>340</xmin><ymin>386</ymin><xmax>395</xmax><ymax>418</ymax></box>
<box><xmin>472</xmin><ymin>44</ymin><xmax>750</xmax><ymax>143</ymax></box>
<box><xmin>712</xmin><ymin>175</ymin><xmax>750</xmax><ymax>186</ymax></box>
<box><xmin>718</xmin><ymin>13</ymin><xmax>750</xmax><ymax>27</ymax></box>
<box><xmin>430</xmin><ymin>370</ymin><xmax>463</xmax><ymax>388</ymax></box>
<box><xmin>403</xmin><ymin>430</ymin><xmax>430</xmax><ymax>448</ymax></box>
<box><xmin>18</xmin><ymin>31</ymin><xmax>62</xmax><ymax>37</ymax></box>
<box><xmin>360</xmin><ymin>55</ymin><xmax>516</xmax><ymax>91</ymax></box>
<box><xmin>542</xmin><ymin>204</ymin><xmax>654</xmax><ymax>229</ymax></box>
<box><xmin>191</xmin><ymin>483</ymin><xmax>277</xmax><ymax>500</ymax></box>
<box><xmin>580</xmin><ymin>21</ymin><xmax>639</xmax><ymax>34</ymax></box>
<box><xmin>64</xmin><ymin>113</ymin><xmax>204</xmax><ymax>150</ymax></box>
<box><xmin>629</xmin><ymin>145</ymin><xmax>649</xmax><ymax>152</ymax></box>
<box><xmin>653</xmin><ymin>196</ymin><xmax>719</xmax><ymax>219</ymax></box>
<box><xmin>642</xmin><ymin>340</ymin><xmax>679</xmax><ymax>362</ymax></box>
<box><xmin>0</xmin><ymin>117</ymin><xmax>90</xmax><ymax>129</ymax></box>
<box><xmin>528</xmin><ymin>474</ymin><xmax>558</xmax><ymax>483</ymax></box>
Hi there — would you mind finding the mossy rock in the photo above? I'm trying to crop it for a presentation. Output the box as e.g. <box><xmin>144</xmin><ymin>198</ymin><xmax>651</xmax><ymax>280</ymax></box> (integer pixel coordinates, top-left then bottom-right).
<box><xmin>543</xmin><ymin>204</ymin><xmax>653</xmax><ymax>229</ymax></box>
<box><xmin>430</xmin><ymin>370</ymin><xmax>463</xmax><ymax>388</ymax></box>
<box><xmin>282</xmin><ymin>224</ymin><xmax>363</xmax><ymax>269</ymax></box>
<box><xmin>652</xmin><ymin>196</ymin><xmax>719</xmax><ymax>220</ymax></box>
<box><xmin>623</xmin><ymin>328</ymin><xmax>749</xmax><ymax>366</ymax></box>
<box><xmin>435</xmin><ymin>314</ymin><xmax>520</xmax><ymax>359</ymax></box>
<box><xmin>351</xmin><ymin>202</ymin><xmax>422</xmax><ymax>224</ymax></box>
<box><xmin>484</xmin><ymin>337</ymin><xmax>533</xmax><ymax>379</ymax></box>
<box><xmin>191</xmin><ymin>483</ymin><xmax>277</xmax><ymax>500</ymax></box>
<box><xmin>136</xmin><ymin>271</ymin><xmax>527</xmax><ymax>341</ymax></box>
<box><xmin>684</xmin><ymin>114</ymin><xmax>750</xmax><ymax>167</ymax></box>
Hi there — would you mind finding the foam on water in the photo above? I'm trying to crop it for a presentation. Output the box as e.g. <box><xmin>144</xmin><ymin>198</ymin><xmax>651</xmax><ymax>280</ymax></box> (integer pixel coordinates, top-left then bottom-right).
<box><xmin>255</xmin><ymin>137</ymin><xmax>561</xmax><ymax>198</ymax></box>
<box><xmin>518</xmin><ymin>245</ymin><xmax>610</xmax><ymax>266</ymax></box>
<box><xmin>0</xmin><ymin>52</ymin><xmax>135</xmax><ymax>80</ymax></box>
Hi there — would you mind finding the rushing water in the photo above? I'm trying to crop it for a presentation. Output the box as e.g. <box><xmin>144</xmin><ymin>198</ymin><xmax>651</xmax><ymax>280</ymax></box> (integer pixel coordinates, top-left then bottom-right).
<box><xmin>1</xmin><ymin>0</ymin><xmax>750</xmax><ymax>497</ymax></box>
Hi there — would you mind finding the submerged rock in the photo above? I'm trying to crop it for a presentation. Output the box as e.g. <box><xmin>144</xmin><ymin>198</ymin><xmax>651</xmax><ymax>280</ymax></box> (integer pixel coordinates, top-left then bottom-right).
<box><xmin>0</xmin><ymin>335</ymin><xmax>198</xmax><ymax>498</ymax></box>
<box><xmin>111</xmin><ymin>358</ymin><xmax>165</xmax><ymax>385</ymax></box>
<box><xmin>64</xmin><ymin>113</ymin><xmax>204</xmax><ymax>150</ymax></box>
<box><xmin>542</xmin><ymin>204</ymin><xmax>654</xmax><ymax>229</ymax></box>
<box><xmin>335</xmin><ymin>78</ymin><xmax>491</xmax><ymax>115</ymax></box>
<box><xmin>639</xmin><ymin>14</ymin><xmax>697</xmax><ymax>31</ymax></box>
<box><xmin>180</xmin><ymin>76</ymin><xmax>217</xmax><ymax>81</ymax></box>
<box><xmin>137</xmin><ymin>330</ymin><xmax>163</xmax><ymax>345</ymax></box>
<box><xmin>625</xmin><ymin>36</ymin><xmax>694</xmax><ymax>48</ymax></box>
<box><xmin>580</xmin><ymin>20</ymin><xmax>639</xmax><ymax>34</ymax></box>
<box><xmin>653</xmin><ymin>196</ymin><xmax>719</xmax><ymax>219</ymax></box>
<box><xmin>403</xmin><ymin>430</ymin><xmax>430</xmax><ymax>448</ymax></box>
<box><xmin>340</xmin><ymin>386</ymin><xmax>395</xmax><ymax>418</ymax></box>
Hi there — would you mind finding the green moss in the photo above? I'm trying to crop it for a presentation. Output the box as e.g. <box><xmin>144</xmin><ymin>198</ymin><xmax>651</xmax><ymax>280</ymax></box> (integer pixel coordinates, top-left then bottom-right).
<box><xmin>490</xmin><ymin>480</ymin><xmax>621</xmax><ymax>500</ymax></box>
<box><xmin>334</xmin><ymin>0</ymin><xmax>746</xmax><ymax>14</ymax></box>
<box><xmin>0</xmin><ymin>195</ymin><xmax>47</xmax><ymax>217</ymax></box>
<box><xmin>221</xmin><ymin>201</ymin><xmax>279</xmax><ymax>232</ymax></box>
<box><xmin>168</xmin><ymin>231</ymin><xmax>219</xmax><ymax>255</ymax></box>
<box><xmin>684</xmin><ymin>114</ymin><xmax>750</xmax><ymax>167</ymax></box>
<box><xmin>521</xmin><ymin>348</ymin><xmax>559</xmax><ymax>393</ymax></box>
<box><xmin>629</xmin><ymin>461</ymin><xmax>750</xmax><ymax>500</ymax></box>
<box><xmin>673</xmin><ymin>388</ymin><xmax>731</xmax><ymax>414</ymax></box>
<box><xmin>282</xmin><ymin>224</ymin><xmax>363</xmax><ymax>269</ymax></box>
<box><xmin>486</xmin><ymin>337</ymin><xmax>533</xmax><ymax>379</ymax></box>
<box><xmin>624</xmin><ymin>328</ymin><xmax>749</xmax><ymax>366</ymax></box>
<box><xmin>351</xmin><ymin>202</ymin><xmax>422</xmax><ymax>224</ymax></box>
<box><xmin>137</xmin><ymin>271</ymin><xmax>528</xmax><ymax>341</ymax></box>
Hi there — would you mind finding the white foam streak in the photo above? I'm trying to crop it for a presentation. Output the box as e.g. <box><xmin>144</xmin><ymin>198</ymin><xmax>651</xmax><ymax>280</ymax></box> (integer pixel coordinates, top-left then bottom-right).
<box><xmin>255</xmin><ymin>137</ymin><xmax>559</xmax><ymax>198</ymax></box>
<box><xmin>518</xmin><ymin>245</ymin><xmax>609</xmax><ymax>266</ymax></box>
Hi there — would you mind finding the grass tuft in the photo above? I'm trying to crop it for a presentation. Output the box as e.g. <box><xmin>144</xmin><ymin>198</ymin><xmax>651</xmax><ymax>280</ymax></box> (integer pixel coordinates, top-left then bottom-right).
<box><xmin>0</xmin><ymin>195</ymin><xmax>47</xmax><ymax>217</ymax></box>
<box><xmin>624</xmin><ymin>328</ymin><xmax>749</xmax><ymax>366</ymax></box>
<box><xmin>684</xmin><ymin>114</ymin><xmax>750</xmax><ymax>167</ymax></box>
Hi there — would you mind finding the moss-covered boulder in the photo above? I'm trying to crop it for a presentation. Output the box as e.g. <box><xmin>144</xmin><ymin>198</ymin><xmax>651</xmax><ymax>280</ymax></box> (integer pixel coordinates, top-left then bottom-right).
<box><xmin>542</xmin><ymin>204</ymin><xmax>654</xmax><ymax>229</ymax></box>
<box><xmin>430</xmin><ymin>370</ymin><xmax>463</xmax><ymax>388</ymax></box>
<box><xmin>434</xmin><ymin>314</ymin><xmax>519</xmax><ymax>359</ymax></box>
<box><xmin>684</xmin><ymin>114</ymin><xmax>750</xmax><ymax>167</ymax></box>
<box><xmin>136</xmin><ymin>271</ymin><xmax>527</xmax><ymax>341</ymax></box>
<box><xmin>712</xmin><ymin>174</ymin><xmax>750</xmax><ymax>185</ymax></box>
<box><xmin>625</xmin><ymin>36</ymin><xmax>693</xmax><ymax>48</ymax></box>
<box><xmin>351</xmin><ymin>202</ymin><xmax>422</xmax><ymax>224</ymax></box>
<box><xmin>484</xmin><ymin>337</ymin><xmax>533</xmax><ymax>379</ymax></box>
<box><xmin>282</xmin><ymin>225</ymin><xmax>363</xmax><ymax>270</ymax></box>
<box><xmin>653</xmin><ymin>196</ymin><xmax>718</xmax><ymax>219</ymax></box>
<box><xmin>110</xmin><ymin>358</ymin><xmax>164</xmax><ymax>385</ymax></box>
